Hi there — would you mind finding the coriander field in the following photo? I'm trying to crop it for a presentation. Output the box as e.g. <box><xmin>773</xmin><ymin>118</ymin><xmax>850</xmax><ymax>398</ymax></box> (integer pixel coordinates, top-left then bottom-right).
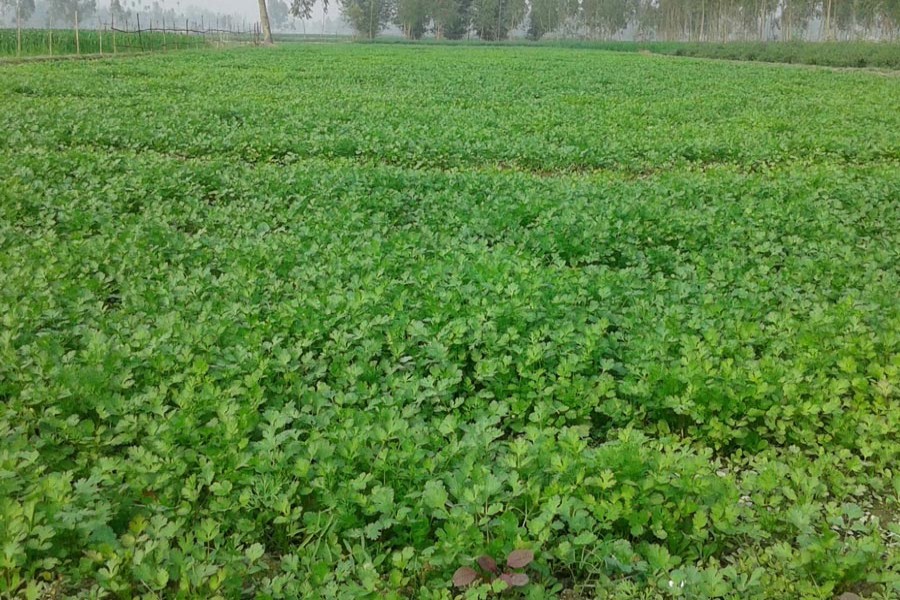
<box><xmin>1</xmin><ymin>45</ymin><xmax>899</xmax><ymax>599</ymax></box>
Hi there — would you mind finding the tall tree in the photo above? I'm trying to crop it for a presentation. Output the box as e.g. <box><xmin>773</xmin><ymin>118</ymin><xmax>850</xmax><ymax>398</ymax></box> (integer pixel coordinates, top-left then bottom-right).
<box><xmin>432</xmin><ymin>0</ymin><xmax>470</xmax><ymax>38</ymax></box>
<box><xmin>289</xmin><ymin>0</ymin><xmax>318</xmax><ymax>19</ymax></box>
<box><xmin>581</xmin><ymin>0</ymin><xmax>634</xmax><ymax>39</ymax></box>
<box><xmin>258</xmin><ymin>0</ymin><xmax>275</xmax><ymax>43</ymax></box>
<box><xmin>394</xmin><ymin>0</ymin><xmax>429</xmax><ymax>37</ymax></box>
<box><xmin>341</xmin><ymin>0</ymin><xmax>392</xmax><ymax>37</ymax></box>
<box><xmin>527</xmin><ymin>0</ymin><xmax>563</xmax><ymax>39</ymax></box>
<box><xmin>470</xmin><ymin>0</ymin><xmax>525</xmax><ymax>39</ymax></box>
<box><xmin>884</xmin><ymin>0</ymin><xmax>900</xmax><ymax>39</ymax></box>
<box><xmin>268</xmin><ymin>0</ymin><xmax>291</xmax><ymax>28</ymax></box>
<box><xmin>779</xmin><ymin>0</ymin><xmax>815</xmax><ymax>41</ymax></box>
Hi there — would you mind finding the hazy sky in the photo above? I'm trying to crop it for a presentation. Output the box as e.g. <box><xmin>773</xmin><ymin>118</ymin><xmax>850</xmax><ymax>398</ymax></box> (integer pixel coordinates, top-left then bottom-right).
<box><xmin>189</xmin><ymin>1</ymin><xmax>258</xmax><ymax>18</ymax></box>
<box><xmin>110</xmin><ymin>0</ymin><xmax>331</xmax><ymax>22</ymax></box>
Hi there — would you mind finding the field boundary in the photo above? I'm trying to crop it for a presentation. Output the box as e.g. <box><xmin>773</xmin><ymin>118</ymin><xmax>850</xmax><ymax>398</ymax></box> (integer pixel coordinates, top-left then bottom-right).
<box><xmin>0</xmin><ymin>44</ymin><xmax>254</xmax><ymax>66</ymax></box>
<box><xmin>358</xmin><ymin>37</ymin><xmax>900</xmax><ymax>70</ymax></box>
<box><xmin>0</xmin><ymin>21</ymin><xmax>263</xmax><ymax>59</ymax></box>
<box><xmin>0</xmin><ymin>51</ymin><xmax>153</xmax><ymax>65</ymax></box>
<box><xmin>643</xmin><ymin>50</ymin><xmax>900</xmax><ymax>76</ymax></box>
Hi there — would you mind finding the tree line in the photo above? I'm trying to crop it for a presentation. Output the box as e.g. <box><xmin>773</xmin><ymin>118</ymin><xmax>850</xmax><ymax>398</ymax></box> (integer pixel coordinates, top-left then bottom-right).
<box><xmin>286</xmin><ymin>0</ymin><xmax>900</xmax><ymax>41</ymax></box>
<box><xmin>3</xmin><ymin>1</ymin><xmax>899</xmax><ymax>44</ymax></box>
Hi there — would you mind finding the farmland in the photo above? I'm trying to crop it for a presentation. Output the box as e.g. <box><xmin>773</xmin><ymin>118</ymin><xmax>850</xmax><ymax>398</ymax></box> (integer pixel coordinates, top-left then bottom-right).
<box><xmin>369</xmin><ymin>39</ymin><xmax>900</xmax><ymax>70</ymax></box>
<box><xmin>0</xmin><ymin>28</ymin><xmax>209</xmax><ymax>58</ymax></box>
<box><xmin>1</xmin><ymin>44</ymin><xmax>899</xmax><ymax>598</ymax></box>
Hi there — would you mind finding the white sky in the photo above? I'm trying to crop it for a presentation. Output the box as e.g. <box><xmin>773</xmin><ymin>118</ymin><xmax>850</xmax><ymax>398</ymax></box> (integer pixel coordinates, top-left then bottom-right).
<box><xmin>106</xmin><ymin>0</ymin><xmax>332</xmax><ymax>21</ymax></box>
<box><xmin>191</xmin><ymin>1</ymin><xmax>258</xmax><ymax>18</ymax></box>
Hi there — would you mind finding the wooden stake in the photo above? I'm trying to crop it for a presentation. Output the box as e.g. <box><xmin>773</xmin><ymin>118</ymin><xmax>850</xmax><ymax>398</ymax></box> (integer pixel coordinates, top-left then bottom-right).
<box><xmin>75</xmin><ymin>8</ymin><xmax>80</xmax><ymax>55</ymax></box>
<box><xmin>16</xmin><ymin>0</ymin><xmax>21</xmax><ymax>57</ymax></box>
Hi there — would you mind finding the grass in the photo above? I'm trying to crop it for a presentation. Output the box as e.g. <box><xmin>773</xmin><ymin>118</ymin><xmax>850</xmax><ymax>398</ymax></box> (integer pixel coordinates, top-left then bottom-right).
<box><xmin>1</xmin><ymin>44</ymin><xmax>899</xmax><ymax>598</ymax></box>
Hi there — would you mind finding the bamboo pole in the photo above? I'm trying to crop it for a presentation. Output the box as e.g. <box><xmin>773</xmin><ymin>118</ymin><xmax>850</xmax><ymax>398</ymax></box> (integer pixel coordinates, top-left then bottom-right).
<box><xmin>75</xmin><ymin>8</ymin><xmax>80</xmax><ymax>55</ymax></box>
<box><xmin>16</xmin><ymin>0</ymin><xmax>21</xmax><ymax>57</ymax></box>
<box><xmin>99</xmin><ymin>22</ymin><xmax>103</xmax><ymax>56</ymax></box>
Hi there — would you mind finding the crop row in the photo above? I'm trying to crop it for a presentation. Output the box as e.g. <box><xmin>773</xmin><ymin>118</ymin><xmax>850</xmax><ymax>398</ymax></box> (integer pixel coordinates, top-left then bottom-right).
<box><xmin>0</xmin><ymin>28</ymin><xmax>208</xmax><ymax>58</ymax></box>
<box><xmin>373</xmin><ymin>39</ymin><xmax>900</xmax><ymax>70</ymax></box>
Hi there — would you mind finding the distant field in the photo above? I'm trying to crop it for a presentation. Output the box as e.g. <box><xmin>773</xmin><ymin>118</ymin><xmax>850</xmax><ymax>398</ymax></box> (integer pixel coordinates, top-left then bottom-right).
<box><xmin>368</xmin><ymin>37</ymin><xmax>900</xmax><ymax>69</ymax></box>
<box><xmin>274</xmin><ymin>32</ymin><xmax>355</xmax><ymax>43</ymax></box>
<box><xmin>1</xmin><ymin>45</ymin><xmax>899</xmax><ymax>598</ymax></box>
<box><xmin>546</xmin><ymin>39</ymin><xmax>900</xmax><ymax>69</ymax></box>
<box><xmin>582</xmin><ymin>39</ymin><xmax>900</xmax><ymax>69</ymax></box>
<box><xmin>5</xmin><ymin>29</ymin><xmax>900</xmax><ymax>69</ymax></box>
<box><xmin>0</xmin><ymin>28</ymin><xmax>209</xmax><ymax>57</ymax></box>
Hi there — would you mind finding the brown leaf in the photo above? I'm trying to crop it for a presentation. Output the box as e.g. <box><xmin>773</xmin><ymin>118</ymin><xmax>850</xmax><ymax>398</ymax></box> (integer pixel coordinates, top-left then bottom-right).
<box><xmin>452</xmin><ymin>566</ymin><xmax>479</xmax><ymax>588</ymax></box>
<box><xmin>506</xmin><ymin>548</ymin><xmax>534</xmax><ymax>569</ymax></box>
<box><xmin>499</xmin><ymin>572</ymin><xmax>529</xmax><ymax>587</ymax></box>
<box><xmin>476</xmin><ymin>555</ymin><xmax>499</xmax><ymax>574</ymax></box>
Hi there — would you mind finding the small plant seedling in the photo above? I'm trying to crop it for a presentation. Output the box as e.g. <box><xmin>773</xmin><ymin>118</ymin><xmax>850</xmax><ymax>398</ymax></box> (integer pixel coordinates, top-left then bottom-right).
<box><xmin>453</xmin><ymin>549</ymin><xmax>535</xmax><ymax>590</ymax></box>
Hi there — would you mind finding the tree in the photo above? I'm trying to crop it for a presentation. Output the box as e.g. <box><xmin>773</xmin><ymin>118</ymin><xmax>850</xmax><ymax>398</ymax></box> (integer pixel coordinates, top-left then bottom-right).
<box><xmin>394</xmin><ymin>0</ymin><xmax>429</xmax><ymax>37</ymax></box>
<box><xmin>432</xmin><ymin>0</ymin><xmax>470</xmax><ymax>38</ymax></box>
<box><xmin>779</xmin><ymin>0</ymin><xmax>815</xmax><ymax>41</ymax></box>
<box><xmin>289</xmin><ymin>0</ymin><xmax>317</xmax><ymax>19</ymax></box>
<box><xmin>470</xmin><ymin>0</ymin><xmax>525</xmax><ymax>39</ymax></box>
<box><xmin>340</xmin><ymin>0</ymin><xmax>392</xmax><ymax>37</ymax></box>
<box><xmin>268</xmin><ymin>0</ymin><xmax>291</xmax><ymax>28</ymax></box>
<box><xmin>258</xmin><ymin>0</ymin><xmax>275</xmax><ymax>43</ymax></box>
<box><xmin>527</xmin><ymin>0</ymin><xmax>563</xmax><ymax>39</ymax></box>
<box><xmin>581</xmin><ymin>0</ymin><xmax>634</xmax><ymax>39</ymax></box>
<box><xmin>884</xmin><ymin>0</ymin><xmax>900</xmax><ymax>40</ymax></box>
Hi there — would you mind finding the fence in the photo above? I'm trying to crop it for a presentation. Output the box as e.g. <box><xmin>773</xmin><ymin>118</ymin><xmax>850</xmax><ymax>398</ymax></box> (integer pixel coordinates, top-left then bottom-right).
<box><xmin>0</xmin><ymin>16</ymin><xmax>265</xmax><ymax>59</ymax></box>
